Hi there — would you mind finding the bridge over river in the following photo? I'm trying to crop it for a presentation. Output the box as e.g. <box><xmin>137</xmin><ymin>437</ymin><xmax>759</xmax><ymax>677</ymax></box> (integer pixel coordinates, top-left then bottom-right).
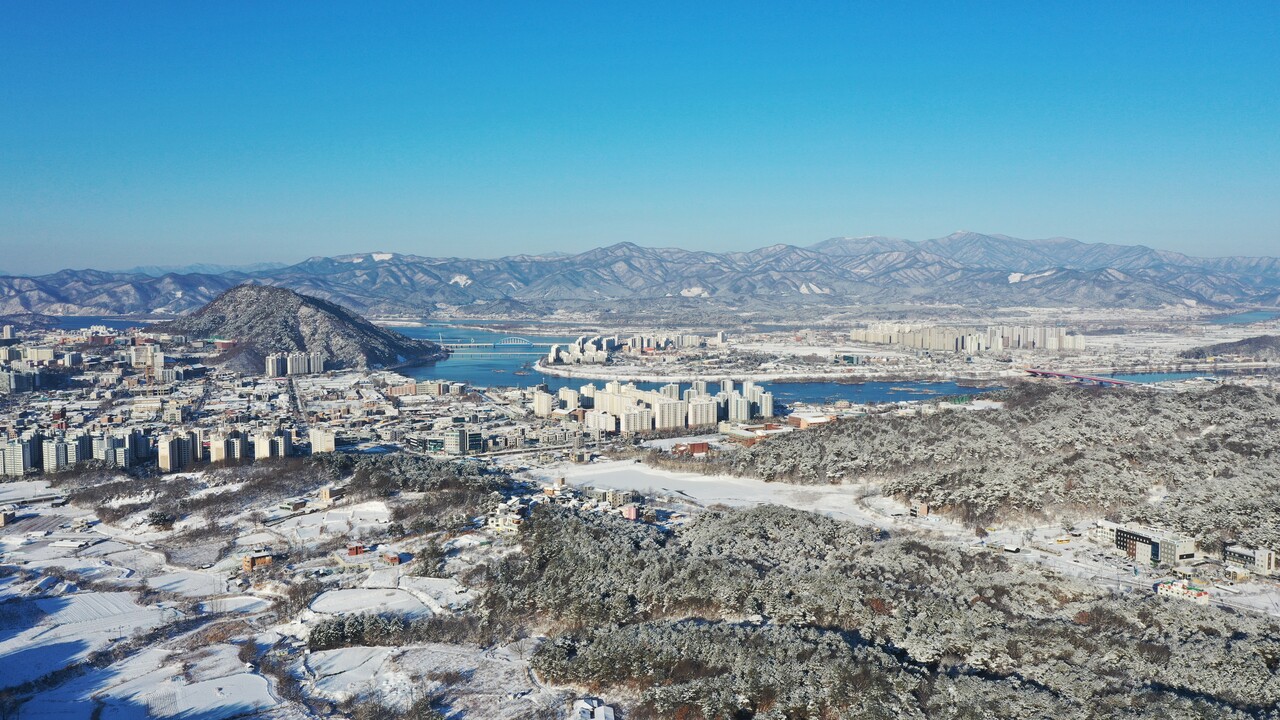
<box><xmin>1025</xmin><ymin>368</ymin><xmax>1139</xmax><ymax>386</ymax></box>
<box><xmin>439</xmin><ymin>336</ymin><xmax>555</xmax><ymax>356</ymax></box>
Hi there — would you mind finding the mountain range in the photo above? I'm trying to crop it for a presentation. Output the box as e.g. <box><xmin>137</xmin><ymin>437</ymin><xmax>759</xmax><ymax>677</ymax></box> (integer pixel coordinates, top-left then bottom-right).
<box><xmin>152</xmin><ymin>285</ymin><xmax>444</xmax><ymax>373</ymax></box>
<box><xmin>3</xmin><ymin>232</ymin><xmax>1278</xmax><ymax>316</ymax></box>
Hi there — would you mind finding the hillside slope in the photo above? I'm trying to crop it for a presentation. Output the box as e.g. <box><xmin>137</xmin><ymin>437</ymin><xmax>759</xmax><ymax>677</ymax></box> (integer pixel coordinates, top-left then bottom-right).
<box><xmin>1181</xmin><ymin>335</ymin><xmax>1280</xmax><ymax>361</ymax></box>
<box><xmin>153</xmin><ymin>284</ymin><xmax>444</xmax><ymax>372</ymax></box>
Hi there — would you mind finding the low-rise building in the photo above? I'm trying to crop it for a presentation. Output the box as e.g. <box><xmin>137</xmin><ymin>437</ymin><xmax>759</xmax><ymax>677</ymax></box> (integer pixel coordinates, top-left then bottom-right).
<box><xmin>1155</xmin><ymin>579</ymin><xmax>1210</xmax><ymax>605</ymax></box>
<box><xmin>242</xmin><ymin>553</ymin><xmax>273</xmax><ymax>573</ymax></box>
<box><xmin>1224</xmin><ymin>545</ymin><xmax>1278</xmax><ymax>577</ymax></box>
<box><xmin>320</xmin><ymin>485</ymin><xmax>346</xmax><ymax>504</ymax></box>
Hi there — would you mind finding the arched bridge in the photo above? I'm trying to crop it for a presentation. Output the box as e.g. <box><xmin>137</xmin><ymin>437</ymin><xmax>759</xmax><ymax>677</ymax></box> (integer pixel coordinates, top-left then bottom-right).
<box><xmin>441</xmin><ymin>336</ymin><xmax>552</xmax><ymax>350</ymax></box>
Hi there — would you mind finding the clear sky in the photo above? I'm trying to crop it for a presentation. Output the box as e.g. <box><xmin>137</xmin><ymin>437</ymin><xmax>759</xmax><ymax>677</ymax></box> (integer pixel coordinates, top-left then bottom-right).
<box><xmin>1</xmin><ymin>2</ymin><xmax>1277</xmax><ymax>274</ymax></box>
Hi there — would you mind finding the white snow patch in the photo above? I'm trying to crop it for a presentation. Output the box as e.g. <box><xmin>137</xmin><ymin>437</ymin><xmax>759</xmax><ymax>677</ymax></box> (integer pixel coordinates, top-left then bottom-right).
<box><xmin>529</xmin><ymin>460</ymin><xmax>886</xmax><ymax>525</ymax></box>
<box><xmin>21</xmin><ymin>644</ymin><xmax>278</xmax><ymax>719</ymax></box>
<box><xmin>148</xmin><ymin>569</ymin><xmax>224</xmax><ymax>597</ymax></box>
<box><xmin>0</xmin><ymin>592</ymin><xmax>168</xmax><ymax>687</ymax></box>
<box><xmin>306</xmin><ymin>647</ymin><xmax>395</xmax><ymax>702</ymax></box>
<box><xmin>198</xmin><ymin>595</ymin><xmax>271</xmax><ymax>614</ymax></box>
<box><xmin>1008</xmin><ymin>270</ymin><xmax>1056</xmax><ymax>284</ymax></box>
<box><xmin>372</xmin><ymin>252</ymin><xmax>394</xmax><ymax>261</ymax></box>
<box><xmin>299</xmin><ymin>642</ymin><xmax>551</xmax><ymax>717</ymax></box>
<box><xmin>449</xmin><ymin>274</ymin><xmax>473</xmax><ymax>288</ymax></box>
<box><xmin>310</xmin><ymin>588</ymin><xmax>432</xmax><ymax>618</ymax></box>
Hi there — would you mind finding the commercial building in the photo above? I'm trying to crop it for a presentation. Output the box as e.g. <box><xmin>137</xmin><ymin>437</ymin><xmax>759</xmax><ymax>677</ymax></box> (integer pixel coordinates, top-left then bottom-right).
<box><xmin>1224</xmin><ymin>545</ymin><xmax>1278</xmax><ymax>577</ymax></box>
<box><xmin>1093</xmin><ymin>520</ymin><xmax>1196</xmax><ymax>566</ymax></box>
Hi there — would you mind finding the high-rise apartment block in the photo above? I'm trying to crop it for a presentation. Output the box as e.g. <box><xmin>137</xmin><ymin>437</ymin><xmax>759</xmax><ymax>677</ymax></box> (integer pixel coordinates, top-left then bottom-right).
<box><xmin>850</xmin><ymin>323</ymin><xmax>1085</xmax><ymax>353</ymax></box>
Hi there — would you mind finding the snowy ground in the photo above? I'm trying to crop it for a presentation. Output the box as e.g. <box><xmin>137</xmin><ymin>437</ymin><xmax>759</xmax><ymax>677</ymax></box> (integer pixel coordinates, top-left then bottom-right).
<box><xmin>641</xmin><ymin>434</ymin><xmax>732</xmax><ymax>451</ymax></box>
<box><xmin>0</xmin><ymin>496</ymin><xmax>300</xmax><ymax>718</ymax></box>
<box><xmin>0</xmin><ymin>479</ymin><xmax>58</xmax><ymax>503</ymax></box>
<box><xmin>0</xmin><ymin>477</ymin><xmax>573</xmax><ymax>719</ymax></box>
<box><xmin>298</xmin><ymin>642</ymin><xmax>566</xmax><ymax>717</ymax></box>
<box><xmin>19</xmin><ymin>644</ymin><xmax>285</xmax><ymax>720</ymax></box>
<box><xmin>148</xmin><ymin>568</ymin><xmax>227</xmax><ymax>597</ymax></box>
<box><xmin>269</xmin><ymin>501</ymin><xmax>392</xmax><ymax>544</ymax></box>
<box><xmin>310</xmin><ymin>587</ymin><xmax>433</xmax><ymax>618</ymax></box>
<box><xmin>0</xmin><ymin>591</ymin><xmax>171</xmax><ymax>688</ymax></box>
<box><xmin>529</xmin><ymin>460</ymin><xmax>895</xmax><ymax>526</ymax></box>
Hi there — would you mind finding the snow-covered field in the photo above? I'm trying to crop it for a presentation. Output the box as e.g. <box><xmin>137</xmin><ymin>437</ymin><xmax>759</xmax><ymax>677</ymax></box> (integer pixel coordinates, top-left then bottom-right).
<box><xmin>531</xmin><ymin>460</ymin><xmax>891</xmax><ymax>525</ymax></box>
<box><xmin>0</xmin><ymin>479</ymin><xmax>56</xmax><ymax>503</ymax></box>
<box><xmin>270</xmin><ymin>501</ymin><xmax>391</xmax><ymax>543</ymax></box>
<box><xmin>148</xmin><ymin>569</ymin><xmax>226</xmax><ymax>597</ymax></box>
<box><xmin>19</xmin><ymin>644</ymin><xmax>284</xmax><ymax>720</ymax></box>
<box><xmin>0</xmin><ymin>592</ymin><xmax>170</xmax><ymax>688</ymax></box>
<box><xmin>311</xmin><ymin>588</ymin><xmax>433</xmax><ymax>617</ymax></box>
<box><xmin>199</xmin><ymin>595</ymin><xmax>272</xmax><ymax>614</ymax></box>
<box><xmin>299</xmin><ymin>642</ymin><xmax>565</xmax><ymax>717</ymax></box>
<box><xmin>305</xmin><ymin>646</ymin><xmax>395</xmax><ymax>701</ymax></box>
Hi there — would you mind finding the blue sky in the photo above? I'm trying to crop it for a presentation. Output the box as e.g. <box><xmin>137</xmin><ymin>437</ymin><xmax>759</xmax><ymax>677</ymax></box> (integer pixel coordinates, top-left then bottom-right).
<box><xmin>1</xmin><ymin>2</ymin><xmax>1277</xmax><ymax>273</ymax></box>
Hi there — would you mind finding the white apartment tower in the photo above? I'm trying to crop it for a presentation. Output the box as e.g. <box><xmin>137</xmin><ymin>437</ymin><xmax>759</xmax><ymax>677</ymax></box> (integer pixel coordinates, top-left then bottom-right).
<box><xmin>620</xmin><ymin>408</ymin><xmax>654</xmax><ymax>434</ymax></box>
<box><xmin>728</xmin><ymin>395</ymin><xmax>752</xmax><ymax>423</ymax></box>
<box><xmin>309</xmin><ymin>427</ymin><xmax>337</xmax><ymax>454</ymax></box>
<box><xmin>654</xmin><ymin>400</ymin><xmax>688</xmax><ymax>430</ymax></box>
<box><xmin>688</xmin><ymin>398</ymin><xmax>719</xmax><ymax>427</ymax></box>
<box><xmin>758</xmin><ymin>391</ymin><xmax>775</xmax><ymax>419</ymax></box>
<box><xmin>532</xmin><ymin>391</ymin><xmax>556</xmax><ymax>417</ymax></box>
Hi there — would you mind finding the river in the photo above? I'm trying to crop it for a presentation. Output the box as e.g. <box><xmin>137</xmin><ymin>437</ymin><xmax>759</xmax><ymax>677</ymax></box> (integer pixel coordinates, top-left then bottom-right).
<box><xmin>395</xmin><ymin>324</ymin><xmax>993</xmax><ymax>405</ymax></box>
<box><xmin>1208</xmin><ymin>310</ymin><xmax>1280</xmax><ymax>325</ymax></box>
<box><xmin>49</xmin><ymin>317</ymin><xmax>1228</xmax><ymax>407</ymax></box>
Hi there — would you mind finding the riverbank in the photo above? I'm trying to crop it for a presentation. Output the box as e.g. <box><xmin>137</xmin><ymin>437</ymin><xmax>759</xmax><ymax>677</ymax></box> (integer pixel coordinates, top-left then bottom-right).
<box><xmin>533</xmin><ymin>360</ymin><xmax>1017</xmax><ymax>384</ymax></box>
<box><xmin>1073</xmin><ymin>361</ymin><xmax>1272</xmax><ymax>374</ymax></box>
<box><xmin>532</xmin><ymin>359</ymin><xmax>1274</xmax><ymax>385</ymax></box>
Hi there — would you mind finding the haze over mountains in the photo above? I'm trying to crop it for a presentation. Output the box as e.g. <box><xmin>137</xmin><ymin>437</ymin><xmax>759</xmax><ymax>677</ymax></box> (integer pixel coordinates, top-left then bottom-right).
<box><xmin>2</xmin><ymin>232</ymin><xmax>1278</xmax><ymax>316</ymax></box>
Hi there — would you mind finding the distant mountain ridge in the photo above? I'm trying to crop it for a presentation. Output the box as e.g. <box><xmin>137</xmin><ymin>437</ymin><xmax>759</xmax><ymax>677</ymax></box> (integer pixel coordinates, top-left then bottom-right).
<box><xmin>120</xmin><ymin>261</ymin><xmax>290</xmax><ymax>277</ymax></box>
<box><xmin>151</xmin><ymin>284</ymin><xmax>444</xmax><ymax>372</ymax></box>
<box><xmin>3</xmin><ymin>232</ymin><xmax>1279</xmax><ymax>315</ymax></box>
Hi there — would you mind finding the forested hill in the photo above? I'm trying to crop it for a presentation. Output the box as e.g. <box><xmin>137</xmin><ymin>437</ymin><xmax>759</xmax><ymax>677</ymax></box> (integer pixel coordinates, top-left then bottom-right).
<box><xmin>476</xmin><ymin>505</ymin><xmax>1280</xmax><ymax>719</ymax></box>
<box><xmin>1181</xmin><ymin>334</ymin><xmax>1280</xmax><ymax>361</ymax></box>
<box><xmin>152</xmin><ymin>284</ymin><xmax>444</xmax><ymax>372</ymax></box>
<box><xmin>723</xmin><ymin>383</ymin><xmax>1280</xmax><ymax>548</ymax></box>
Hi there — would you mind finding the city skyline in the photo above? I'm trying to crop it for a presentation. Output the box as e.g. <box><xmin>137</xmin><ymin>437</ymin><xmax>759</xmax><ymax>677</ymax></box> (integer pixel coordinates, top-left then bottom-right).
<box><xmin>2</xmin><ymin>2</ymin><xmax>1278</xmax><ymax>274</ymax></box>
